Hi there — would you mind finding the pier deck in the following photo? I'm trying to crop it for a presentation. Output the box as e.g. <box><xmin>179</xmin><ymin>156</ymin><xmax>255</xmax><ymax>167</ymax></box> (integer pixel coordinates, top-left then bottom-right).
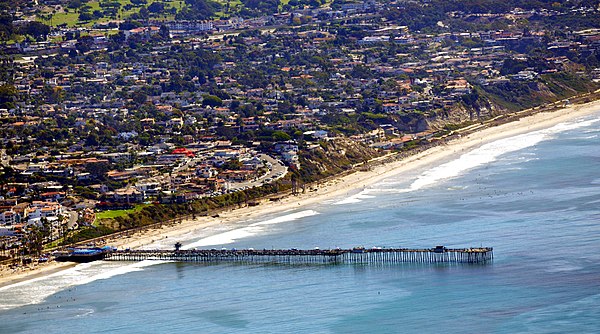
<box><xmin>104</xmin><ymin>247</ymin><xmax>493</xmax><ymax>265</ymax></box>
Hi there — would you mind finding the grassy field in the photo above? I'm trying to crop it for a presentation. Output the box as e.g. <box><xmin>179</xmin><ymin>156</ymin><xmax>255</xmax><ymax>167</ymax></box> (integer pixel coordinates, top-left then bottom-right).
<box><xmin>214</xmin><ymin>0</ymin><xmax>243</xmax><ymax>18</ymax></box>
<box><xmin>39</xmin><ymin>0</ymin><xmax>332</xmax><ymax>27</ymax></box>
<box><xmin>39</xmin><ymin>0</ymin><xmax>186</xmax><ymax>27</ymax></box>
<box><xmin>95</xmin><ymin>204</ymin><xmax>151</xmax><ymax>222</ymax></box>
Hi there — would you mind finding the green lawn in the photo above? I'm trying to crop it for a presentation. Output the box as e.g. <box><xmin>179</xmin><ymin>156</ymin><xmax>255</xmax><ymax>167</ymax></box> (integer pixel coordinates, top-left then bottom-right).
<box><xmin>214</xmin><ymin>0</ymin><xmax>242</xmax><ymax>17</ymax></box>
<box><xmin>47</xmin><ymin>12</ymin><xmax>80</xmax><ymax>27</ymax></box>
<box><xmin>95</xmin><ymin>204</ymin><xmax>151</xmax><ymax>222</ymax></box>
<box><xmin>39</xmin><ymin>0</ymin><xmax>187</xmax><ymax>27</ymax></box>
<box><xmin>39</xmin><ymin>0</ymin><xmax>332</xmax><ymax>27</ymax></box>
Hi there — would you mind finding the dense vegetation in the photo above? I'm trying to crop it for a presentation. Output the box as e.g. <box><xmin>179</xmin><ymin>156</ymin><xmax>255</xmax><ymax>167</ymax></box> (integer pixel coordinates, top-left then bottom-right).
<box><xmin>476</xmin><ymin>73</ymin><xmax>596</xmax><ymax>111</ymax></box>
<box><xmin>70</xmin><ymin>182</ymin><xmax>285</xmax><ymax>243</ymax></box>
<box><xmin>176</xmin><ymin>0</ymin><xmax>221</xmax><ymax>20</ymax></box>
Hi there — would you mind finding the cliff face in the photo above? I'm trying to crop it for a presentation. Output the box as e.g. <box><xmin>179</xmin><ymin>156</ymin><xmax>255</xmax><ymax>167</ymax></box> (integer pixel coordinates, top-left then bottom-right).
<box><xmin>384</xmin><ymin>107</ymin><xmax>480</xmax><ymax>133</ymax></box>
<box><xmin>297</xmin><ymin>138</ymin><xmax>379</xmax><ymax>182</ymax></box>
<box><xmin>386</xmin><ymin>113</ymin><xmax>431</xmax><ymax>133</ymax></box>
<box><xmin>391</xmin><ymin>75</ymin><xmax>599</xmax><ymax>132</ymax></box>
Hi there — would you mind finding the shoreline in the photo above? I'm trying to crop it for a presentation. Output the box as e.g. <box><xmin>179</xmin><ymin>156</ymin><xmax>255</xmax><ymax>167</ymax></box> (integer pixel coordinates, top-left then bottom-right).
<box><xmin>1</xmin><ymin>97</ymin><xmax>599</xmax><ymax>288</ymax></box>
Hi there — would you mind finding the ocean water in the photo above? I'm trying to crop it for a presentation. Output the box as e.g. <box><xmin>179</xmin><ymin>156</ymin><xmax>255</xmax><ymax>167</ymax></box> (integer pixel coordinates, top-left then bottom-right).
<box><xmin>1</xmin><ymin>111</ymin><xmax>600</xmax><ymax>333</ymax></box>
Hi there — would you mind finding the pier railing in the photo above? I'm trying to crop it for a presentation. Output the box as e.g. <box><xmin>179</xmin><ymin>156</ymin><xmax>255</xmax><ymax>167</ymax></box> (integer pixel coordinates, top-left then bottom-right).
<box><xmin>104</xmin><ymin>247</ymin><xmax>493</xmax><ymax>265</ymax></box>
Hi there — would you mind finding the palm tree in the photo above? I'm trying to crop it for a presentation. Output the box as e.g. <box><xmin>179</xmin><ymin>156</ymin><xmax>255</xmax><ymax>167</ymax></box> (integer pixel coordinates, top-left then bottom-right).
<box><xmin>24</xmin><ymin>225</ymin><xmax>44</xmax><ymax>257</ymax></box>
<box><xmin>174</xmin><ymin>242</ymin><xmax>182</xmax><ymax>251</ymax></box>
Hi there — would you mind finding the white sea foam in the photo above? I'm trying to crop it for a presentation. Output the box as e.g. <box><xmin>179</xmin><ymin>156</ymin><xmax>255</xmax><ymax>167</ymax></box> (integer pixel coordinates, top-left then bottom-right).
<box><xmin>577</xmin><ymin>134</ymin><xmax>598</xmax><ymax>140</ymax></box>
<box><xmin>334</xmin><ymin>191</ymin><xmax>375</xmax><ymax>205</ymax></box>
<box><xmin>0</xmin><ymin>260</ymin><xmax>169</xmax><ymax>310</ymax></box>
<box><xmin>75</xmin><ymin>260</ymin><xmax>170</xmax><ymax>285</ymax></box>
<box><xmin>409</xmin><ymin>132</ymin><xmax>548</xmax><ymax>191</ymax></box>
<box><xmin>544</xmin><ymin>260</ymin><xmax>583</xmax><ymax>273</ymax></box>
<box><xmin>388</xmin><ymin>118</ymin><xmax>599</xmax><ymax>193</ymax></box>
<box><xmin>0</xmin><ymin>209</ymin><xmax>318</xmax><ymax>309</ymax></box>
<box><xmin>184</xmin><ymin>210</ymin><xmax>320</xmax><ymax>248</ymax></box>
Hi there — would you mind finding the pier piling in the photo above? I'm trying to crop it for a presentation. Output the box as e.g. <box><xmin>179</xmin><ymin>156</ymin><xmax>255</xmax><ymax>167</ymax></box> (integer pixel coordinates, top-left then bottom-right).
<box><xmin>103</xmin><ymin>247</ymin><xmax>493</xmax><ymax>265</ymax></box>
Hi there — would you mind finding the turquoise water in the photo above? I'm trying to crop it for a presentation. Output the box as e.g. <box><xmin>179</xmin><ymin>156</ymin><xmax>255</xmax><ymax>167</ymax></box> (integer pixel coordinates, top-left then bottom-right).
<box><xmin>1</xmin><ymin>112</ymin><xmax>600</xmax><ymax>333</ymax></box>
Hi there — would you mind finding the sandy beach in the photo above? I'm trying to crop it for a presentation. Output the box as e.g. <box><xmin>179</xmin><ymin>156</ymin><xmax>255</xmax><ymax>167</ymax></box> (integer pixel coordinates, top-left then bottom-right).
<box><xmin>1</xmin><ymin>97</ymin><xmax>599</xmax><ymax>288</ymax></box>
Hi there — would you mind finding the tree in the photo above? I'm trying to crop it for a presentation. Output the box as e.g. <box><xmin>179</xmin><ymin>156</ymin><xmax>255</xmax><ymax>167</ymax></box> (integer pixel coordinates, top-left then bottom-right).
<box><xmin>68</xmin><ymin>0</ymin><xmax>84</xmax><ymax>9</ymax></box>
<box><xmin>119</xmin><ymin>20</ymin><xmax>142</xmax><ymax>31</ymax></box>
<box><xmin>222</xmin><ymin>158</ymin><xmax>243</xmax><ymax>170</ymax></box>
<box><xmin>0</xmin><ymin>84</ymin><xmax>17</xmax><ymax>109</ymax></box>
<box><xmin>93</xmin><ymin>10</ymin><xmax>104</xmax><ymax>19</ymax></box>
<box><xmin>75</xmin><ymin>35</ymin><xmax>94</xmax><ymax>53</ymax></box>
<box><xmin>79</xmin><ymin>11</ymin><xmax>94</xmax><ymax>22</ymax></box>
<box><xmin>148</xmin><ymin>2</ymin><xmax>166</xmax><ymax>13</ymax></box>
<box><xmin>42</xmin><ymin>85</ymin><xmax>65</xmax><ymax>103</ymax></box>
<box><xmin>138</xmin><ymin>7</ymin><xmax>150</xmax><ymax>19</ymax></box>
<box><xmin>177</xmin><ymin>0</ymin><xmax>221</xmax><ymax>20</ymax></box>
<box><xmin>350</xmin><ymin>64</ymin><xmax>373</xmax><ymax>79</ymax></box>
<box><xmin>0</xmin><ymin>13</ymin><xmax>14</xmax><ymax>41</ymax></box>
<box><xmin>85</xmin><ymin>160</ymin><xmax>111</xmax><ymax>180</ymax></box>
<box><xmin>85</xmin><ymin>132</ymin><xmax>100</xmax><ymax>147</ymax></box>
<box><xmin>202</xmin><ymin>94</ymin><xmax>223</xmax><ymax>107</ymax></box>
<box><xmin>131</xmin><ymin>90</ymin><xmax>148</xmax><ymax>105</ymax></box>
<box><xmin>272</xmin><ymin>131</ymin><xmax>291</xmax><ymax>141</ymax></box>
<box><xmin>22</xmin><ymin>21</ymin><xmax>50</xmax><ymax>41</ymax></box>
<box><xmin>159</xmin><ymin>25</ymin><xmax>170</xmax><ymax>39</ymax></box>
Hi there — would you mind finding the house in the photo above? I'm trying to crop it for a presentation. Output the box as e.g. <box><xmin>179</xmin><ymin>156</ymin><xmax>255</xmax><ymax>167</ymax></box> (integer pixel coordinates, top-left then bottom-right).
<box><xmin>274</xmin><ymin>141</ymin><xmax>299</xmax><ymax>153</ymax></box>
<box><xmin>241</xmin><ymin>156</ymin><xmax>264</xmax><ymax>170</ymax></box>
<box><xmin>102</xmin><ymin>152</ymin><xmax>132</xmax><ymax>163</ymax></box>
<box><xmin>107</xmin><ymin>188</ymin><xmax>145</xmax><ymax>203</ymax></box>
<box><xmin>39</xmin><ymin>191</ymin><xmax>66</xmax><ymax>202</ymax></box>
<box><xmin>125</xmin><ymin>26</ymin><xmax>160</xmax><ymax>40</ymax></box>
<box><xmin>281</xmin><ymin>151</ymin><xmax>299</xmax><ymax>164</ymax></box>
<box><xmin>303</xmin><ymin>130</ymin><xmax>329</xmax><ymax>139</ymax></box>
<box><xmin>445</xmin><ymin>79</ymin><xmax>472</xmax><ymax>95</ymax></box>
<box><xmin>380</xmin><ymin>124</ymin><xmax>399</xmax><ymax>136</ymax></box>
<box><xmin>213</xmin><ymin>149</ymin><xmax>240</xmax><ymax>159</ymax></box>
<box><xmin>0</xmin><ymin>210</ymin><xmax>18</xmax><ymax>226</ymax></box>
<box><xmin>90</xmin><ymin>184</ymin><xmax>109</xmax><ymax>194</ymax></box>
<box><xmin>26</xmin><ymin>201</ymin><xmax>63</xmax><ymax>225</ymax></box>
<box><xmin>196</xmin><ymin>165</ymin><xmax>218</xmax><ymax>178</ymax></box>
<box><xmin>136</xmin><ymin>182</ymin><xmax>162</xmax><ymax>195</ymax></box>
<box><xmin>167</xmin><ymin>117</ymin><xmax>183</xmax><ymax>128</ymax></box>
<box><xmin>382</xmin><ymin>103</ymin><xmax>401</xmax><ymax>113</ymax></box>
<box><xmin>166</xmin><ymin>21</ymin><xmax>214</xmax><ymax>34</ymax></box>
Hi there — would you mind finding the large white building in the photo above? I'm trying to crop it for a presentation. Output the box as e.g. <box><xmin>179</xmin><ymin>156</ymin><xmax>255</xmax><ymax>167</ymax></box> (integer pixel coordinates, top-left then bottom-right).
<box><xmin>26</xmin><ymin>201</ymin><xmax>64</xmax><ymax>225</ymax></box>
<box><xmin>166</xmin><ymin>21</ymin><xmax>214</xmax><ymax>35</ymax></box>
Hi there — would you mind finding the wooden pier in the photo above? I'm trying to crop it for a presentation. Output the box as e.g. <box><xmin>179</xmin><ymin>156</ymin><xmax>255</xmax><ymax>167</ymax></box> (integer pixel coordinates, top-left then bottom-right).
<box><xmin>104</xmin><ymin>246</ymin><xmax>493</xmax><ymax>265</ymax></box>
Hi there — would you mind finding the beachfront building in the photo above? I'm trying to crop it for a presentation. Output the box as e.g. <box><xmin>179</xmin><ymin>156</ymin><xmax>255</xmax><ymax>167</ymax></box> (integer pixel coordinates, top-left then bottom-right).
<box><xmin>25</xmin><ymin>201</ymin><xmax>64</xmax><ymax>225</ymax></box>
<box><xmin>135</xmin><ymin>182</ymin><xmax>162</xmax><ymax>196</ymax></box>
<box><xmin>105</xmin><ymin>188</ymin><xmax>145</xmax><ymax>204</ymax></box>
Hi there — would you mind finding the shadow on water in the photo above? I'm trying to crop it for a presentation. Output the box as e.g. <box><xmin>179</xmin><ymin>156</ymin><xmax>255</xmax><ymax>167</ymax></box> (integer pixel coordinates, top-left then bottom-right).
<box><xmin>188</xmin><ymin>309</ymin><xmax>250</xmax><ymax>329</ymax></box>
<box><xmin>175</xmin><ymin>262</ymin><xmax>186</xmax><ymax>280</ymax></box>
<box><xmin>164</xmin><ymin>260</ymin><xmax>495</xmax><ymax>271</ymax></box>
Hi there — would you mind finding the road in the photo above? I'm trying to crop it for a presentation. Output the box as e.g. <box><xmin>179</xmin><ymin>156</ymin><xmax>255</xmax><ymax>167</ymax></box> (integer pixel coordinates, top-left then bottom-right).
<box><xmin>228</xmin><ymin>154</ymin><xmax>287</xmax><ymax>192</ymax></box>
